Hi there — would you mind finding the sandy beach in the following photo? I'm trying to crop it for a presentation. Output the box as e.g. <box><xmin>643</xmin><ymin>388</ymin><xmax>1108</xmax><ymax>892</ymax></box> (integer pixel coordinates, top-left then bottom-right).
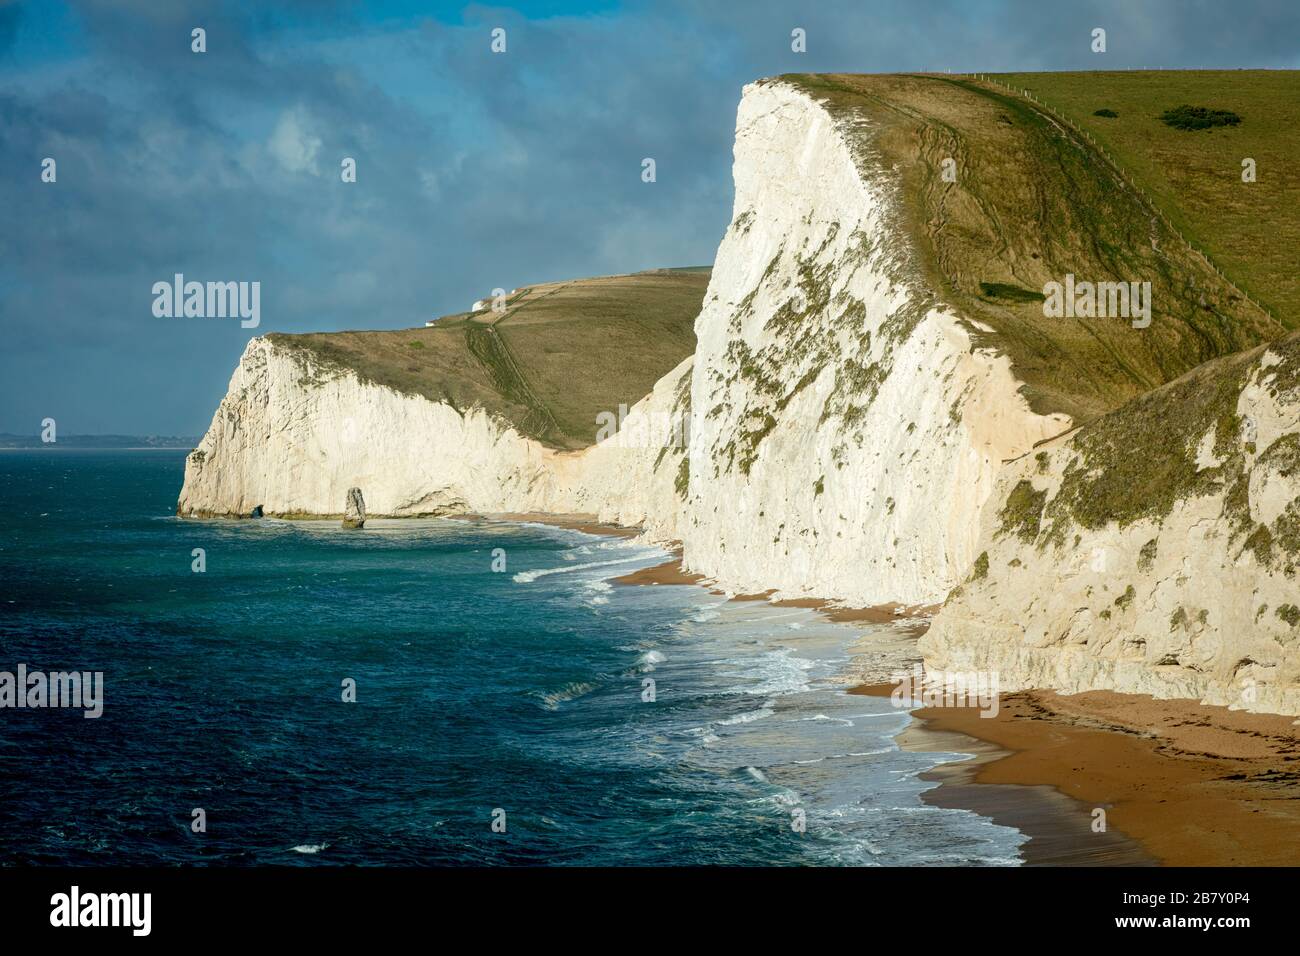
<box><xmin>606</xmin><ymin>547</ymin><xmax>937</xmax><ymax>632</ymax></box>
<box><xmin>855</xmin><ymin>682</ymin><xmax>1300</xmax><ymax>866</ymax></box>
<box><xmin>609</xmin><ymin>556</ymin><xmax>707</xmax><ymax>586</ymax></box>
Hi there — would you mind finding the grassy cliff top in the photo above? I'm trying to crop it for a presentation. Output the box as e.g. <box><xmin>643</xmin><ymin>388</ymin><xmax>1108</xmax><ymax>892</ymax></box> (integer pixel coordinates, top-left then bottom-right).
<box><xmin>995</xmin><ymin>71</ymin><xmax>1300</xmax><ymax>328</ymax></box>
<box><xmin>781</xmin><ymin>71</ymin><xmax>1290</xmax><ymax>424</ymax></box>
<box><xmin>267</xmin><ymin>268</ymin><xmax>708</xmax><ymax>451</ymax></box>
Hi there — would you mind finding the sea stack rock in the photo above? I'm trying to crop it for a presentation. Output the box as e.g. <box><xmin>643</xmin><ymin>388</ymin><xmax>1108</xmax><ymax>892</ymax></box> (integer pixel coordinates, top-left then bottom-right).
<box><xmin>342</xmin><ymin>487</ymin><xmax>365</xmax><ymax>529</ymax></box>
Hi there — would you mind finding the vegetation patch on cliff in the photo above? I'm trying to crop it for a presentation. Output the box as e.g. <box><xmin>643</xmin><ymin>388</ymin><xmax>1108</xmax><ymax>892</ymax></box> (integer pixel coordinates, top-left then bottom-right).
<box><xmin>978</xmin><ymin>282</ymin><xmax>1045</xmax><ymax>303</ymax></box>
<box><xmin>1160</xmin><ymin>105</ymin><xmax>1241</xmax><ymax>131</ymax></box>
<box><xmin>1023</xmin><ymin>331</ymin><xmax>1300</xmax><ymax>578</ymax></box>
<box><xmin>1040</xmin><ymin>341</ymin><xmax>1264</xmax><ymax>542</ymax></box>
<box><xmin>998</xmin><ymin>480</ymin><xmax>1048</xmax><ymax>542</ymax></box>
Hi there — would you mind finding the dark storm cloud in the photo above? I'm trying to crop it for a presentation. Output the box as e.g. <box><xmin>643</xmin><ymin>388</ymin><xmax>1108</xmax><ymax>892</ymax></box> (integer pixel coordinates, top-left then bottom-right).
<box><xmin>1</xmin><ymin>0</ymin><xmax>1296</xmax><ymax>433</ymax></box>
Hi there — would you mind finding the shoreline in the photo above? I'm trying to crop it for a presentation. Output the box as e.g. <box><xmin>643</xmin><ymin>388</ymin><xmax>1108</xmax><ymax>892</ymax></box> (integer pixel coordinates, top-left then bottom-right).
<box><xmin>470</xmin><ymin>513</ymin><xmax>937</xmax><ymax>631</ymax></box>
<box><xmin>607</xmin><ymin>551</ymin><xmax>936</xmax><ymax>631</ymax></box>
<box><xmin>447</xmin><ymin>511</ymin><xmax>643</xmax><ymax>540</ymax></box>
<box><xmin>854</xmin><ymin>682</ymin><xmax>1300</xmax><ymax>866</ymax></box>
<box><xmin>451</xmin><ymin>511</ymin><xmax>1300</xmax><ymax>867</ymax></box>
<box><xmin>852</xmin><ymin>684</ymin><xmax>1154</xmax><ymax>865</ymax></box>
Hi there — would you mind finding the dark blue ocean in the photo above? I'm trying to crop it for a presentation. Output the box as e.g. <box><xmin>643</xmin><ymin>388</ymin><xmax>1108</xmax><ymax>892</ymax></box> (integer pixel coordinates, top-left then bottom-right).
<box><xmin>0</xmin><ymin>450</ymin><xmax>1025</xmax><ymax>865</ymax></box>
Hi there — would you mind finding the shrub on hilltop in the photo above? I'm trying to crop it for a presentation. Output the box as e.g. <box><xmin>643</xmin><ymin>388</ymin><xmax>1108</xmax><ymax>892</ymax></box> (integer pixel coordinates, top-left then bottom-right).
<box><xmin>1160</xmin><ymin>105</ymin><xmax>1241</xmax><ymax>130</ymax></box>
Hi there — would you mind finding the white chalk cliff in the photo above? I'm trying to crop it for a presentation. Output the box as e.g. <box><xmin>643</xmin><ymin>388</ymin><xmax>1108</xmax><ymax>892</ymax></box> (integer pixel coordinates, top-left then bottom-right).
<box><xmin>923</xmin><ymin>335</ymin><xmax>1300</xmax><ymax>716</ymax></box>
<box><xmin>180</xmin><ymin>79</ymin><xmax>1063</xmax><ymax>608</ymax></box>
<box><xmin>179</xmin><ymin>77</ymin><xmax>1300</xmax><ymax>715</ymax></box>
<box><xmin>678</xmin><ymin>81</ymin><xmax>1066</xmax><ymax>605</ymax></box>
<box><xmin>177</xmin><ymin>336</ymin><xmax>692</xmax><ymax>542</ymax></box>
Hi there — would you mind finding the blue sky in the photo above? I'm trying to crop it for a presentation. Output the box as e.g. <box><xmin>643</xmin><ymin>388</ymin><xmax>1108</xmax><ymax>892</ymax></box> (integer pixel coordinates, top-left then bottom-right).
<box><xmin>2</xmin><ymin>0</ymin><xmax>1297</xmax><ymax>434</ymax></box>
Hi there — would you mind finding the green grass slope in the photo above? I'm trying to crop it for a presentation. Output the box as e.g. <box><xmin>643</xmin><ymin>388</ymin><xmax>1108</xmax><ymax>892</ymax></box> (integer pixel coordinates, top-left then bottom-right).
<box><xmin>995</xmin><ymin>71</ymin><xmax>1300</xmax><ymax>329</ymax></box>
<box><xmin>782</xmin><ymin>72</ymin><xmax>1288</xmax><ymax>424</ymax></box>
<box><xmin>268</xmin><ymin>269</ymin><xmax>708</xmax><ymax>451</ymax></box>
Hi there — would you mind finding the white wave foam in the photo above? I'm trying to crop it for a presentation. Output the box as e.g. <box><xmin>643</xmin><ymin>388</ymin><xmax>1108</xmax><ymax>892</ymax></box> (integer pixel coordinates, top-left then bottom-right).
<box><xmin>716</xmin><ymin>702</ymin><xmax>776</xmax><ymax>726</ymax></box>
<box><xmin>789</xmin><ymin>713</ymin><xmax>855</xmax><ymax>727</ymax></box>
<box><xmin>512</xmin><ymin>554</ymin><xmax>648</xmax><ymax>583</ymax></box>
<box><xmin>793</xmin><ymin>747</ymin><xmax>892</xmax><ymax>765</ymax></box>
<box><xmin>635</xmin><ymin>650</ymin><xmax>666</xmax><ymax>672</ymax></box>
<box><xmin>719</xmin><ymin>648</ymin><xmax>814</xmax><ymax>697</ymax></box>
<box><xmin>536</xmin><ymin>681</ymin><xmax>598</xmax><ymax>709</ymax></box>
<box><xmin>691</xmin><ymin>604</ymin><xmax>724</xmax><ymax>623</ymax></box>
<box><xmin>582</xmin><ymin>579</ymin><xmax>613</xmax><ymax>606</ymax></box>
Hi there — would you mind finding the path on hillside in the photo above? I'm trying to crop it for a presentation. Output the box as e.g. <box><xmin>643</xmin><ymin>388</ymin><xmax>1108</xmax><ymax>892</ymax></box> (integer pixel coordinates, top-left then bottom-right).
<box><xmin>464</xmin><ymin>284</ymin><xmax>569</xmax><ymax>443</ymax></box>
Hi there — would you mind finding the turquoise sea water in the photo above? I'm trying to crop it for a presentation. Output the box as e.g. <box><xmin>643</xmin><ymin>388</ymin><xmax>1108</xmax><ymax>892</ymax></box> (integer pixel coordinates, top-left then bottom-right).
<box><xmin>0</xmin><ymin>450</ymin><xmax>1026</xmax><ymax>865</ymax></box>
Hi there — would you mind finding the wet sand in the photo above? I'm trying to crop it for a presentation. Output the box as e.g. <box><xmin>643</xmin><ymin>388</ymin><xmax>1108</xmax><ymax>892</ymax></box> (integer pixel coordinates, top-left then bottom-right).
<box><xmin>609</xmin><ymin>556</ymin><xmax>707</xmax><ymax>586</ymax></box>
<box><xmin>766</xmin><ymin>596</ymin><xmax>936</xmax><ymax>635</ymax></box>
<box><xmin>451</xmin><ymin>511</ymin><xmax>641</xmax><ymax>539</ymax></box>
<box><xmin>854</xmin><ymin>682</ymin><xmax>1300</xmax><ymax>866</ymax></box>
<box><xmin>607</xmin><ymin>552</ymin><xmax>936</xmax><ymax>634</ymax></box>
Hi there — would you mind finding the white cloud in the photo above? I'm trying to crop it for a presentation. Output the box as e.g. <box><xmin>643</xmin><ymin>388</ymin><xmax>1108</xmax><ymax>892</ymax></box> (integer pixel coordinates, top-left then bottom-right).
<box><xmin>268</xmin><ymin>107</ymin><xmax>322</xmax><ymax>175</ymax></box>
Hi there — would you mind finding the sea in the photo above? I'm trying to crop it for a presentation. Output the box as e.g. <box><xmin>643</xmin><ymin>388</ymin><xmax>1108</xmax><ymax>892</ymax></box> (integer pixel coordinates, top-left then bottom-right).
<box><xmin>0</xmin><ymin>450</ymin><xmax>1026</xmax><ymax>865</ymax></box>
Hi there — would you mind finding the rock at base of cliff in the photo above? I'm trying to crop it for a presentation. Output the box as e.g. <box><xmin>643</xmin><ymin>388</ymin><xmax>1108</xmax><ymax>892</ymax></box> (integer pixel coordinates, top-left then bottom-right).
<box><xmin>342</xmin><ymin>487</ymin><xmax>365</xmax><ymax>529</ymax></box>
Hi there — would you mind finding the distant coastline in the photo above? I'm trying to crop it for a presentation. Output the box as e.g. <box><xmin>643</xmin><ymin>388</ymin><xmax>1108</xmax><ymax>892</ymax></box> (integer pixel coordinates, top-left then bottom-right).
<box><xmin>0</xmin><ymin>434</ymin><xmax>197</xmax><ymax>450</ymax></box>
